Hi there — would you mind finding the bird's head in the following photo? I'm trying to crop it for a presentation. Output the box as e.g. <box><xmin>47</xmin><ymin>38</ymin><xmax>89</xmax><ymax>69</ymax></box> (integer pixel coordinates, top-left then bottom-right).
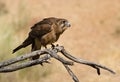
<box><xmin>57</xmin><ymin>18</ymin><xmax>71</xmax><ymax>32</ymax></box>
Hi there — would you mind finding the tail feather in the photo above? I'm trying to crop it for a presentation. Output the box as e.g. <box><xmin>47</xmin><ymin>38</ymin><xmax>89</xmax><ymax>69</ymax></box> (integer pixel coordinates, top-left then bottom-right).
<box><xmin>12</xmin><ymin>36</ymin><xmax>33</xmax><ymax>53</ymax></box>
<box><xmin>13</xmin><ymin>45</ymin><xmax>24</xmax><ymax>53</ymax></box>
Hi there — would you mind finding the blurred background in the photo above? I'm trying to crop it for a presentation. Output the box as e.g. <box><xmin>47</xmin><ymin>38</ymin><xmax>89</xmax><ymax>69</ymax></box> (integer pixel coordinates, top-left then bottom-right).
<box><xmin>0</xmin><ymin>0</ymin><xmax>120</xmax><ymax>82</ymax></box>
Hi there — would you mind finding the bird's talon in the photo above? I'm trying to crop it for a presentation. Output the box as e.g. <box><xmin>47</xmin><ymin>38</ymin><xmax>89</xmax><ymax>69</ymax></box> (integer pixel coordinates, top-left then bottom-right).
<box><xmin>51</xmin><ymin>44</ymin><xmax>55</xmax><ymax>49</ymax></box>
<box><xmin>56</xmin><ymin>44</ymin><xmax>59</xmax><ymax>46</ymax></box>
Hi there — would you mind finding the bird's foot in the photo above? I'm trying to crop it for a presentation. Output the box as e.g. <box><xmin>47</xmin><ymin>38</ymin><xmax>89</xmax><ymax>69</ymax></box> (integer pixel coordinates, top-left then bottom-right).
<box><xmin>51</xmin><ymin>44</ymin><xmax>55</xmax><ymax>49</ymax></box>
<box><xmin>51</xmin><ymin>44</ymin><xmax>60</xmax><ymax>49</ymax></box>
<box><xmin>56</xmin><ymin>44</ymin><xmax>59</xmax><ymax>46</ymax></box>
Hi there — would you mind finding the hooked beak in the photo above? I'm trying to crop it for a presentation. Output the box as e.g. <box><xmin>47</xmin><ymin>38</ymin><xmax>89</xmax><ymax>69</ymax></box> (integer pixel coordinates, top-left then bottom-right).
<box><xmin>65</xmin><ymin>22</ymin><xmax>71</xmax><ymax>27</ymax></box>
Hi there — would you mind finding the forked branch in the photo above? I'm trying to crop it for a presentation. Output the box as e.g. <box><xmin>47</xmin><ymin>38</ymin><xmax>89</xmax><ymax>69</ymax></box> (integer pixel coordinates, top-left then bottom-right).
<box><xmin>0</xmin><ymin>46</ymin><xmax>115</xmax><ymax>82</ymax></box>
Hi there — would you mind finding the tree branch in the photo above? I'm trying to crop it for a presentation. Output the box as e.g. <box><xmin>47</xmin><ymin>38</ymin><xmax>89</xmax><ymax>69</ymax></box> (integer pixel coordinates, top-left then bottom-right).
<box><xmin>0</xmin><ymin>45</ymin><xmax>115</xmax><ymax>82</ymax></box>
<box><xmin>0</xmin><ymin>55</ymin><xmax>50</xmax><ymax>72</ymax></box>
<box><xmin>63</xmin><ymin>65</ymin><xmax>79</xmax><ymax>82</ymax></box>
<box><xmin>60</xmin><ymin>48</ymin><xmax>115</xmax><ymax>74</ymax></box>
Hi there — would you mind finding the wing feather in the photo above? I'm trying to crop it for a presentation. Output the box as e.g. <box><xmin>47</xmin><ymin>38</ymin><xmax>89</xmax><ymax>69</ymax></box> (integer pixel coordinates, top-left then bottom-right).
<box><xmin>13</xmin><ymin>18</ymin><xmax>56</xmax><ymax>53</ymax></box>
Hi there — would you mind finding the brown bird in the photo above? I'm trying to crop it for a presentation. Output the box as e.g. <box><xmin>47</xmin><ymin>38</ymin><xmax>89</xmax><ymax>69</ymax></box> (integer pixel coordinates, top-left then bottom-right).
<box><xmin>12</xmin><ymin>17</ymin><xmax>71</xmax><ymax>60</ymax></box>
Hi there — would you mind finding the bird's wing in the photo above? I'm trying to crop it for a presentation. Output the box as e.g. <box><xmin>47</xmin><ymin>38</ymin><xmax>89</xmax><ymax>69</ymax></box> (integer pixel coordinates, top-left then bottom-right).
<box><xmin>29</xmin><ymin>17</ymin><xmax>57</xmax><ymax>38</ymax></box>
<box><xmin>30</xmin><ymin>22</ymin><xmax>53</xmax><ymax>60</ymax></box>
<box><xmin>13</xmin><ymin>20</ymin><xmax>53</xmax><ymax>53</ymax></box>
<box><xmin>29</xmin><ymin>23</ymin><xmax>52</xmax><ymax>38</ymax></box>
<box><xmin>31</xmin><ymin>17</ymin><xmax>57</xmax><ymax>30</ymax></box>
<box><xmin>30</xmin><ymin>23</ymin><xmax>53</xmax><ymax>49</ymax></box>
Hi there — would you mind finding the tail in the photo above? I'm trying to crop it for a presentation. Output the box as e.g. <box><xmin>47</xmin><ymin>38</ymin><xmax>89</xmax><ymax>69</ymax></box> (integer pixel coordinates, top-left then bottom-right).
<box><xmin>13</xmin><ymin>45</ymin><xmax>24</xmax><ymax>53</ymax></box>
<box><xmin>12</xmin><ymin>36</ymin><xmax>33</xmax><ymax>53</ymax></box>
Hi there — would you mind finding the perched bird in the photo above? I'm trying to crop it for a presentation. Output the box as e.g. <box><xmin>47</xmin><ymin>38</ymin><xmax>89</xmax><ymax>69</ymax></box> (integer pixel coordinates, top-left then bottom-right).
<box><xmin>13</xmin><ymin>17</ymin><xmax>71</xmax><ymax>60</ymax></box>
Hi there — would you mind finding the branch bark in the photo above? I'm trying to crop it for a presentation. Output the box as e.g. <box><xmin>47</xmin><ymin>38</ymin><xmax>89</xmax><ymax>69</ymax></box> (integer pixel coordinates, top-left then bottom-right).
<box><xmin>0</xmin><ymin>55</ymin><xmax>50</xmax><ymax>72</ymax></box>
<box><xmin>60</xmin><ymin>48</ymin><xmax>115</xmax><ymax>74</ymax></box>
<box><xmin>0</xmin><ymin>46</ymin><xmax>115</xmax><ymax>82</ymax></box>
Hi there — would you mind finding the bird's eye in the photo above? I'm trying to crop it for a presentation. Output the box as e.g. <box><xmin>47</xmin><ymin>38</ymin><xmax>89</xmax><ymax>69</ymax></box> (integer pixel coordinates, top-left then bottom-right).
<box><xmin>62</xmin><ymin>21</ymin><xmax>66</xmax><ymax>24</ymax></box>
<box><xmin>59</xmin><ymin>21</ymin><xmax>66</xmax><ymax>28</ymax></box>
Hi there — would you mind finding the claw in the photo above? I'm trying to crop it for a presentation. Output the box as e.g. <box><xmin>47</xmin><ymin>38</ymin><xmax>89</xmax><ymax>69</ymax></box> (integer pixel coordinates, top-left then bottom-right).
<box><xmin>51</xmin><ymin>44</ymin><xmax>55</xmax><ymax>49</ymax></box>
<box><xmin>56</xmin><ymin>44</ymin><xmax>59</xmax><ymax>46</ymax></box>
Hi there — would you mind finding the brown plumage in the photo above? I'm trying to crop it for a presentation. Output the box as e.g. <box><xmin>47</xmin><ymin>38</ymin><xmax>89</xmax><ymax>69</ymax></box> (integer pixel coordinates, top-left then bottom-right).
<box><xmin>13</xmin><ymin>17</ymin><xmax>71</xmax><ymax>60</ymax></box>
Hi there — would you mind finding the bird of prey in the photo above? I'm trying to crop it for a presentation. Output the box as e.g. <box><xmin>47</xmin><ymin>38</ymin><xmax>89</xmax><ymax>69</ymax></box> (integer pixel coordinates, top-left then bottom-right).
<box><xmin>12</xmin><ymin>17</ymin><xmax>71</xmax><ymax>60</ymax></box>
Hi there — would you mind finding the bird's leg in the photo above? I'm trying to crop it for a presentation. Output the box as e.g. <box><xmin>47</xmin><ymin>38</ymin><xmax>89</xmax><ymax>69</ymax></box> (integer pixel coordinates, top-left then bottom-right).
<box><xmin>56</xmin><ymin>44</ymin><xmax>59</xmax><ymax>46</ymax></box>
<box><xmin>51</xmin><ymin>43</ymin><xmax>55</xmax><ymax>49</ymax></box>
<box><xmin>44</xmin><ymin>46</ymin><xmax>47</xmax><ymax>49</ymax></box>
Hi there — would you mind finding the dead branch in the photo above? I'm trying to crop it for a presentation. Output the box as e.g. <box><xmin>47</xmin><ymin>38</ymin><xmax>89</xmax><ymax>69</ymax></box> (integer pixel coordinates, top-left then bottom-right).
<box><xmin>63</xmin><ymin>64</ymin><xmax>79</xmax><ymax>82</ymax></box>
<box><xmin>0</xmin><ymin>46</ymin><xmax>115</xmax><ymax>82</ymax></box>
<box><xmin>60</xmin><ymin>47</ymin><xmax>115</xmax><ymax>74</ymax></box>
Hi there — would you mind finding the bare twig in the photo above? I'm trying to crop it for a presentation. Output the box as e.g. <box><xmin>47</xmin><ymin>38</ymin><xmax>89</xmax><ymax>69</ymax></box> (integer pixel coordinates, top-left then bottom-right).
<box><xmin>60</xmin><ymin>48</ymin><xmax>115</xmax><ymax>74</ymax></box>
<box><xmin>46</xmin><ymin>49</ymin><xmax>73</xmax><ymax>65</ymax></box>
<box><xmin>63</xmin><ymin>65</ymin><xmax>79</xmax><ymax>82</ymax></box>
<box><xmin>0</xmin><ymin>45</ymin><xmax>115</xmax><ymax>82</ymax></box>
